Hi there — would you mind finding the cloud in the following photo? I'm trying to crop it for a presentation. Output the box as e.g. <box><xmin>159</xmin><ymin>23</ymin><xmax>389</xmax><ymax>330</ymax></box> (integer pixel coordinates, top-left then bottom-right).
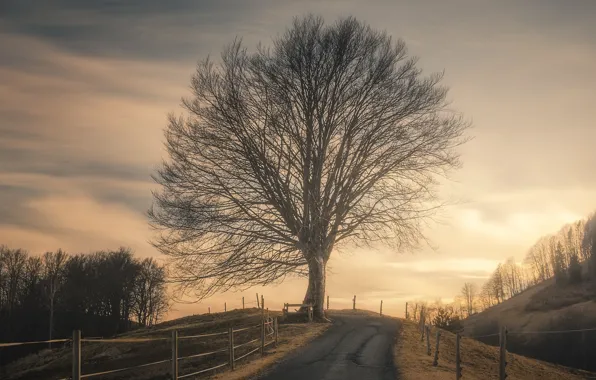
<box><xmin>25</xmin><ymin>194</ymin><xmax>153</xmax><ymax>255</ymax></box>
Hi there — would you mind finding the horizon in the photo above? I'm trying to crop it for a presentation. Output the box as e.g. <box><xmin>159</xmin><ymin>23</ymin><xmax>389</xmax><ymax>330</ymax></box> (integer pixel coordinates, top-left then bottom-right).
<box><xmin>1</xmin><ymin>0</ymin><xmax>596</xmax><ymax>321</ymax></box>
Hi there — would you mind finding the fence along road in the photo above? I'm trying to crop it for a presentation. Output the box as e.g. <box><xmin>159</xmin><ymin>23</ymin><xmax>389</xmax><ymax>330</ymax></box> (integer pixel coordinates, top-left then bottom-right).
<box><xmin>0</xmin><ymin>314</ymin><xmax>278</xmax><ymax>380</ymax></box>
<box><xmin>1</xmin><ymin>294</ymin><xmax>375</xmax><ymax>379</ymax></box>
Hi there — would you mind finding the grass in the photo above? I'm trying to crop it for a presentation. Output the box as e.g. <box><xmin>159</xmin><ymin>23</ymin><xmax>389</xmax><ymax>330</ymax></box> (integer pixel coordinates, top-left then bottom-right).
<box><xmin>525</xmin><ymin>280</ymin><xmax>594</xmax><ymax>312</ymax></box>
<box><xmin>3</xmin><ymin>308</ymin><xmax>330</xmax><ymax>380</ymax></box>
<box><xmin>395</xmin><ymin>318</ymin><xmax>594</xmax><ymax>380</ymax></box>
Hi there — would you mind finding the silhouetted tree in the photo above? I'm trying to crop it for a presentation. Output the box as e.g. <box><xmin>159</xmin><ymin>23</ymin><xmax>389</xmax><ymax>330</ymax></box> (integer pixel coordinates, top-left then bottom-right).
<box><xmin>149</xmin><ymin>14</ymin><xmax>469</xmax><ymax>319</ymax></box>
<box><xmin>132</xmin><ymin>258</ymin><xmax>169</xmax><ymax>326</ymax></box>
<box><xmin>3</xmin><ymin>247</ymin><xmax>27</xmax><ymax>316</ymax></box>
<box><xmin>42</xmin><ymin>249</ymin><xmax>68</xmax><ymax>347</ymax></box>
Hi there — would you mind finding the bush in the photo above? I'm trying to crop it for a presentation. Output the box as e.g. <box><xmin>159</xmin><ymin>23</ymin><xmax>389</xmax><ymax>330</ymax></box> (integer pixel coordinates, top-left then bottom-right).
<box><xmin>433</xmin><ymin>306</ymin><xmax>463</xmax><ymax>333</ymax></box>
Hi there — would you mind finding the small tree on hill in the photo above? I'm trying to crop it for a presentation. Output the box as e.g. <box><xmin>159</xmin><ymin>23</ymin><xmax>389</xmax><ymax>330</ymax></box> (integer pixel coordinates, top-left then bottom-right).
<box><xmin>433</xmin><ymin>305</ymin><xmax>462</xmax><ymax>332</ymax></box>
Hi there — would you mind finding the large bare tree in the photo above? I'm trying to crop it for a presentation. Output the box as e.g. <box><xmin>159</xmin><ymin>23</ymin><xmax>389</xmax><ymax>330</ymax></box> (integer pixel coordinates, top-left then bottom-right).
<box><xmin>149</xmin><ymin>14</ymin><xmax>469</xmax><ymax>319</ymax></box>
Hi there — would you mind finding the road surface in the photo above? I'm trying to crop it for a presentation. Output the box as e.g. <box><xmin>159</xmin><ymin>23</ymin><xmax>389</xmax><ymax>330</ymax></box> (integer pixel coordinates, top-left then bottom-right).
<box><xmin>257</xmin><ymin>312</ymin><xmax>400</xmax><ymax>380</ymax></box>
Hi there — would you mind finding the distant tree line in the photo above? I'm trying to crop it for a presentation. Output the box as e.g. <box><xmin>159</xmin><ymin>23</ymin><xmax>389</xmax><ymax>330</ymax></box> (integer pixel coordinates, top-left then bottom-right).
<box><xmin>0</xmin><ymin>246</ymin><xmax>169</xmax><ymax>365</ymax></box>
<box><xmin>473</xmin><ymin>211</ymin><xmax>594</xmax><ymax>312</ymax></box>
<box><xmin>407</xmin><ymin>210</ymin><xmax>596</xmax><ymax>323</ymax></box>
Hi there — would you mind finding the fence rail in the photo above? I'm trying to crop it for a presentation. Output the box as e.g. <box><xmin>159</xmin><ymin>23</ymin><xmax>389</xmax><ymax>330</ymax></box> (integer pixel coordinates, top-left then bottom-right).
<box><xmin>0</xmin><ymin>338</ymin><xmax>70</xmax><ymax>348</ymax></box>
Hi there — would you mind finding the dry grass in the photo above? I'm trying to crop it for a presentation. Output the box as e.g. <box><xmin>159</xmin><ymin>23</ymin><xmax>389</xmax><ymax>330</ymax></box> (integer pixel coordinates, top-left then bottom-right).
<box><xmin>395</xmin><ymin>319</ymin><xmax>593</xmax><ymax>380</ymax></box>
<box><xmin>3</xmin><ymin>308</ymin><xmax>330</xmax><ymax>380</ymax></box>
<box><xmin>464</xmin><ymin>278</ymin><xmax>596</xmax><ymax>339</ymax></box>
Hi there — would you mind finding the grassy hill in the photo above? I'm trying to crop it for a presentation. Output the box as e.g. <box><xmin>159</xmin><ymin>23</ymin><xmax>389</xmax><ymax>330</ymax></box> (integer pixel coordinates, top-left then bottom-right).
<box><xmin>462</xmin><ymin>275</ymin><xmax>596</xmax><ymax>371</ymax></box>
<box><xmin>1</xmin><ymin>308</ymin><xmax>329</xmax><ymax>380</ymax></box>
<box><xmin>395</xmin><ymin>318</ymin><xmax>595</xmax><ymax>379</ymax></box>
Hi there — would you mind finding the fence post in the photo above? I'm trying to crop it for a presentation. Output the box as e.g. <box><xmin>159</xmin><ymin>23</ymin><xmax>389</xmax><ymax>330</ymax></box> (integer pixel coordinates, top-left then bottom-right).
<box><xmin>380</xmin><ymin>300</ymin><xmax>383</xmax><ymax>316</ymax></box>
<box><xmin>433</xmin><ymin>330</ymin><xmax>441</xmax><ymax>367</ymax></box>
<box><xmin>171</xmin><ymin>330</ymin><xmax>178</xmax><ymax>380</ymax></box>
<box><xmin>72</xmin><ymin>330</ymin><xmax>81</xmax><ymax>380</ymax></box>
<box><xmin>499</xmin><ymin>326</ymin><xmax>508</xmax><ymax>380</ymax></box>
<box><xmin>353</xmin><ymin>295</ymin><xmax>356</xmax><ymax>310</ymax></box>
<box><xmin>274</xmin><ymin>317</ymin><xmax>279</xmax><ymax>347</ymax></box>
<box><xmin>228</xmin><ymin>327</ymin><xmax>235</xmax><ymax>370</ymax></box>
<box><xmin>455</xmin><ymin>332</ymin><xmax>461</xmax><ymax>377</ymax></box>
<box><xmin>225</xmin><ymin>302</ymin><xmax>227</xmax><ymax>312</ymax></box>
<box><xmin>260</xmin><ymin>318</ymin><xmax>265</xmax><ymax>356</ymax></box>
<box><xmin>261</xmin><ymin>295</ymin><xmax>265</xmax><ymax>320</ymax></box>
<box><xmin>405</xmin><ymin>302</ymin><xmax>408</xmax><ymax>320</ymax></box>
<box><xmin>327</xmin><ymin>295</ymin><xmax>329</xmax><ymax>310</ymax></box>
<box><xmin>242</xmin><ymin>296</ymin><xmax>245</xmax><ymax>309</ymax></box>
<box><xmin>256</xmin><ymin>293</ymin><xmax>260</xmax><ymax>308</ymax></box>
<box><xmin>208</xmin><ymin>306</ymin><xmax>210</xmax><ymax>314</ymax></box>
<box><xmin>426</xmin><ymin>325</ymin><xmax>431</xmax><ymax>355</ymax></box>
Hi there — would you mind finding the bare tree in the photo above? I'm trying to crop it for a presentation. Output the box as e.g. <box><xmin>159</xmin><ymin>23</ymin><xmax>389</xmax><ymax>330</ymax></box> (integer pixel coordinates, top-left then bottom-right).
<box><xmin>478</xmin><ymin>279</ymin><xmax>500</xmax><ymax>311</ymax></box>
<box><xmin>149</xmin><ymin>14</ymin><xmax>469</xmax><ymax>318</ymax></box>
<box><xmin>131</xmin><ymin>258</ymin><xmax>169</xmax><ymax>326</ymax></box>
<box><xmin>461</xmin><ymin>282</ymin><xmax>477</xmax><ymax>317</ymax></box>
<box><xmin>2</xmin><ymin>247</ymin><xmax>27</xmax><ymax>316</ymax></box>
<box><xmin>501</xmin><ymin>257</ymin><xmax>523</xmax><ymax>298</ymax></box>
<box><xmin>42</xmin><ymin>249</ymin><xmax>68</xmax><ymax>347</ymax></box>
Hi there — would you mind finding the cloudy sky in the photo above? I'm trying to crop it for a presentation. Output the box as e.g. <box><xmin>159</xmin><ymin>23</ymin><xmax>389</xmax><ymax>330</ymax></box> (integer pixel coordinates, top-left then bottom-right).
<box><xmin>1</xmin><ymin>0</ymin><xmax>595</xmax><ymax>319</ymax></box>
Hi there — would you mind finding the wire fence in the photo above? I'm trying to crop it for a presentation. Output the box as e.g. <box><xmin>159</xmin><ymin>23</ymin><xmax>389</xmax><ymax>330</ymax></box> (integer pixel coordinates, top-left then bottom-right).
<box><xmin>1</xmin><ymin>297</ymin><xmax>277</xmax><ymax>380</ymax></box>
<box><xmin>411</xmin><ymin>314</ymin><xmax>596</xmax><ymax>380</ymax></box>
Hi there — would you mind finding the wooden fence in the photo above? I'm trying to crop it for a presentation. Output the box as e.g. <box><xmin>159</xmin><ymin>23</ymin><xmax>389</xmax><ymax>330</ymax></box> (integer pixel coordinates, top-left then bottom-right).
<box><xmin>1</xmin><ymin>315</ymin><xmax>278</xmax><ymax>380</ymax></box>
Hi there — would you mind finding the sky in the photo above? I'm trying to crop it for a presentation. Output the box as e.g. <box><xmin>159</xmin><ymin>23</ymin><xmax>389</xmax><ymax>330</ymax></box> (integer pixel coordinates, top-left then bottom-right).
<box><xmin>1</xmin><ymin>0</ymin><xmax>596</xmax><ymax>319</ymax></box>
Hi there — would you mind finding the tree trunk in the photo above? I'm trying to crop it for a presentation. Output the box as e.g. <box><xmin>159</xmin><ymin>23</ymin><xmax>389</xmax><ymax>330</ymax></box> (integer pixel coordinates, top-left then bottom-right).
<box><xmin>302</xmin><ymin>256</ymin><xmax>327</xmax><ymax>320</ymax></box>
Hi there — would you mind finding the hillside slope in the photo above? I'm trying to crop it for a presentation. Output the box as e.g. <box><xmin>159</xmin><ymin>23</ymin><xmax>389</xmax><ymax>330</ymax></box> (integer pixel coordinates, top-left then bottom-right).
<box><xmin>463</xmin><ymin>277</ymin><xmax>596</xmax><ymax>371</ymax></box>
<box><xmin>396</xmin><ymin>318</ymin><xmax>595</xmax><ymax>379</ymax></box>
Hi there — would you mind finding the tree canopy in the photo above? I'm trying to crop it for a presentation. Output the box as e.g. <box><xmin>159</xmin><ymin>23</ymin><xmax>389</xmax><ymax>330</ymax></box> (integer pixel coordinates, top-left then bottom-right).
<box><xmin>150</xmin><ymin>14</ymin><xmax>469</xmax><ymax>316</ymax></box>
